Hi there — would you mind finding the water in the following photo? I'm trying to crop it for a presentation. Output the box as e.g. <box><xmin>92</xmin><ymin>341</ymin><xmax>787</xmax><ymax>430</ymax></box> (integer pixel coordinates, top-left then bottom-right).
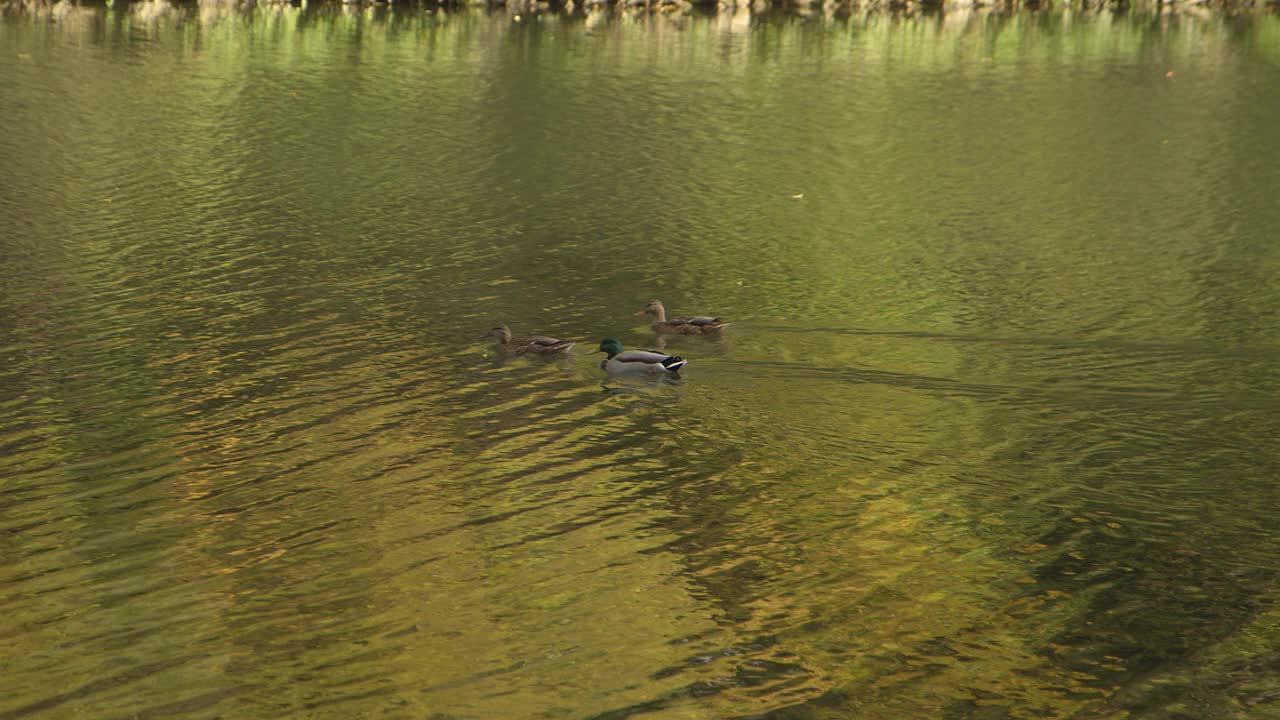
<box><xmin>3</xmin><ymin>3</ymin><xmax>1280</xmax><ymax>718</ymax></box>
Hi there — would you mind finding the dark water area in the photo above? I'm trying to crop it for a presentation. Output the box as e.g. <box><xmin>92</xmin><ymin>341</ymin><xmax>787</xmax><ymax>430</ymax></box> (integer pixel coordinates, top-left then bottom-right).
<box><xmin>2</xmin><ymin>3</ymin><xmax>1280</xmax><ymax>718</ymax></box>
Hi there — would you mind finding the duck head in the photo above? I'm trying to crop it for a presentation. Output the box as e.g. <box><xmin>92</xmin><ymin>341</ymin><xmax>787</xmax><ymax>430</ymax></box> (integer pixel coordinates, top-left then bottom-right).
<box><xmin>484</xmin><ymin>325</ymin><xmax>512</xmax><ymax>344</ymax></box>
<box><xmin>632</xmin><ymin>300</ymin><xmax>665</xmax><ymax>318</ymax></box>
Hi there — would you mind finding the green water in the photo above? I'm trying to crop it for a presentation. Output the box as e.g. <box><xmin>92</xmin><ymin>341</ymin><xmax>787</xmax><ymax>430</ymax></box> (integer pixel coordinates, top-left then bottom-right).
<box><xmin>2</xmin><ymin>3</ymin><xmax>1280</xmax><ymax>718</ymax></box>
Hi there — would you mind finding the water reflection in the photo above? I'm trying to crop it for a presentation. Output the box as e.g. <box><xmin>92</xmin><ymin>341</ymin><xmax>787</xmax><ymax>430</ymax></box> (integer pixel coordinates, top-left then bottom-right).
<box><xmin>3</xmin><ymin>3</ymin><xmax>1280</xmax><ymax>719</ymax></box>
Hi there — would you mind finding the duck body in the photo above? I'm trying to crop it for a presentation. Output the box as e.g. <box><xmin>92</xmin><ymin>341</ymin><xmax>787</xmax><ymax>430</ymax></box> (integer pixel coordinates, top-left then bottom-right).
<box><xmin>597</xmin><ymin>338</ymin><xmax>687</xmax><ymax>374</ymax></box>
<box><xmin>634</xmin><ymin>300</ymin><xmax>730</xmax><ymax>335</ymax></box>
<box><xmin>486</xmin><ymin>325</ymin><xmax>574</xmax><ymax>357</ymax></box>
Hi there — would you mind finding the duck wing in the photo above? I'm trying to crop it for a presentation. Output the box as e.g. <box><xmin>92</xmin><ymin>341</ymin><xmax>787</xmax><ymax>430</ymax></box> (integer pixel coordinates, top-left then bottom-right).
<box><xmin>513</xmin><ymin>336</ymin><xmax>574</xmax><ymax>355</ymax></box>
<box><xmin>614</xmin><ymin>349</ymin><xmax>676</xmax><ymax>364</ymax></box>
<box><xmin>624</xmin><ymin>350</ymin><xmax>687</xmax><ymax>371</ymax></box>
<box><xmin>678</xmin><ymin>315</ymin><xmax>724</xmax><ymax>327</ymax></box>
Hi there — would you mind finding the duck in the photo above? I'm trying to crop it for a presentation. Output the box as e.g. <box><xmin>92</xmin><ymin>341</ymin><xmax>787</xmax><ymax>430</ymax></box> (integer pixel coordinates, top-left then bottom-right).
<box><xmin>633</xmin><ymin>299</ymin><xmax>730</xmax><ymax>335</ymax></box>
<box><xmin>485</xmin><ymin>324</ymin><xmax>575</xmax><ymax>357</ymax></box>
<box><xmin>596</xmin><ymin>338</ymin><xmax>687</xmax><ymax>374</ymax></box>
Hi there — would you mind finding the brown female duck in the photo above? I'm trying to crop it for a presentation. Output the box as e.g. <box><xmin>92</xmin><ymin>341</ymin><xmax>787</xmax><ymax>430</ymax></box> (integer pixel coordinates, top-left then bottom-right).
<box><xmin>484</xmin><ymin>324</ymin><xmax>575</xmax><ymax>356</ymax></box>
<box><xmin>633</xmin><ymin>300</ymin><xmax>730</xmax><ymax>335</ymax></box>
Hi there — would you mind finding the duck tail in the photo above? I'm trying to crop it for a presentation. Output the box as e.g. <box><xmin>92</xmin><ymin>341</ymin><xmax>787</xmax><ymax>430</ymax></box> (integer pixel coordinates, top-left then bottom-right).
<box><xmin>662</xmin><ymin>356</ymin><xmax>688</xmax><ymax>373</ymax></box>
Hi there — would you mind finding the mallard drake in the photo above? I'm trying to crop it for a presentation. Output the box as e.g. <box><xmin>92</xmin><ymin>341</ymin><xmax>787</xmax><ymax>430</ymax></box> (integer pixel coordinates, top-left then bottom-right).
<box><xmin>597</xmin><ymin>338</ymin><xmax>687</xmax><ymax>374</ymax></box>
<box><xmin>485</xmin><ymin>325</ymin><xmax>575</xmax><ymax>356</ymax></box>
<box><xmin>633</xmin><ymin>300</ymin><xmax>730</xmax><ymax>335</ymax></box>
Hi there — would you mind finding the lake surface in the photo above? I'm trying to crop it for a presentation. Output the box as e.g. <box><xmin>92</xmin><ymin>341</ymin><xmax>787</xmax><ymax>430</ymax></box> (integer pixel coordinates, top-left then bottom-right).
<box><xmin>3</xmin><ymin>3</ymin><xmax>1280</xmax><ymax>718</ymax></box>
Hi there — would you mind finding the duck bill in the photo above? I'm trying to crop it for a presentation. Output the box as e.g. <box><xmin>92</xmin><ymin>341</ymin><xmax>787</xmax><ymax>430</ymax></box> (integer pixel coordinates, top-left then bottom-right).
<box><xmin>631</xmin><ymin>310</ymin><xmax>648</xmax><ymax>317</ymax></box>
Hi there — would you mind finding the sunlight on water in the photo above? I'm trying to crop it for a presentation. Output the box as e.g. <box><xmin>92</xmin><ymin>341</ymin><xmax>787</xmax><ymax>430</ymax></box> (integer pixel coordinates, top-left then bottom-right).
<box><xmin>2</xmin><ymin>3</ymin><xmax>1280</xmax><ymax>719</ymax></box>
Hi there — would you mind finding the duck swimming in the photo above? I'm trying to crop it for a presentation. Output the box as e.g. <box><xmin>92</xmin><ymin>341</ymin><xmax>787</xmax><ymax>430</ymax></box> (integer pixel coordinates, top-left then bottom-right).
<box><xmin>633</xmin><ymin>299</ymin><xmax>730</xmax><ymax>335</ymax></box>
<box><xmin>485</xmin><ymin>325</ymin><xmax>575</xmax><ymax>356</ymax></box>
<box><xmin>596</xmin><ymin>338</ymin><xmax>687</xmax><ymax>374</ymax></box>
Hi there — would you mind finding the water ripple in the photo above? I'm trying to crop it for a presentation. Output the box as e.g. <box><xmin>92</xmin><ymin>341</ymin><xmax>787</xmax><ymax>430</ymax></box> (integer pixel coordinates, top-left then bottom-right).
<box><xmin>4</xmin><ymin>5</ymin><xmax>1280</xmax><ymax>720</ymax></box>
